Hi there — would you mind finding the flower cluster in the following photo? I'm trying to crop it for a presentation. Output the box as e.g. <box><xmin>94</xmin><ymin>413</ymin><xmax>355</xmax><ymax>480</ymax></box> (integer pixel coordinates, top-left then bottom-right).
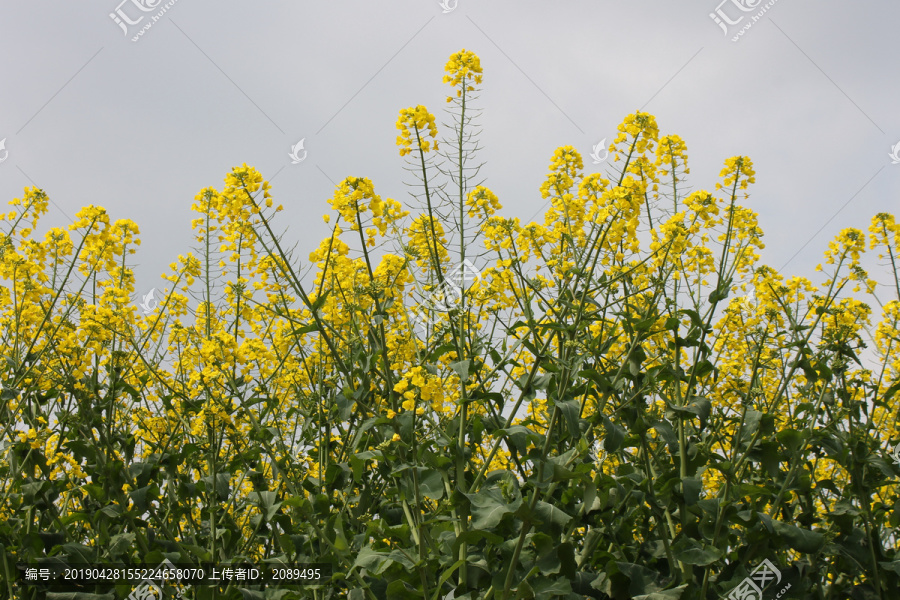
<box><xmin>443</xmin><ymin>48</ymin><xmax>483</xmax><ymax>100</ymax></box>
<box><xmin>328</xmin><ymin>176</ymin><xmax>405</xmax><ymax>247</ymax></box>
<box><xmin>465</xmin><ymin>185</ymin><xmax>501</xmax><ymax>219</ymax></box>
<box><xmin>396</xmin><ymin>105</ymin><xmax>439</xmax><ymax>156</ymax></box>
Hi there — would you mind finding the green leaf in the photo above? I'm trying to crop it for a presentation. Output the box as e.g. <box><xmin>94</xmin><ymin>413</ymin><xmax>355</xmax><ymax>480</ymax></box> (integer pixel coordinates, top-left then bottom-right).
<box><xmin>387</xmin><ymin>549</ymin><xmax>417</xmax><ymax>570</ymax></box>
<box><xmin>734</xmin><ymin>483</ymin><xmax>771</xmax><ymax>499</ymax></box>
<box><xmin>776</xmin><ymin>428</ymin><xmax>804</xmax><ymax>452</ymax></box>
<box><xmin>59</xmin><ymin>512</ymin><xmax>91</xmax><ymax>526</ymax></box>
<box><xmin>680</xmin><ymin>477</ymin><xmax>701</xmax><ymax>506</ymax></box>
<box><xmin>536</xmin><ymin>541</ymin><xmax>576</xmax><ymax>578</ymax></box>
<box><xmin>57</xmin><ymin>542</ymin><xmax>98</xmax><ymax>564</ymax></box>
<box><xmin>883</xmin><ymin>380</ymin><xmax>900</xmax><ymax>402</ymax></box>
<box><xmin>464</xmin><ymin>488</ymin><xmax>522</xmax><ymax>530</ymax></box>
<box><xmin>452</xmin><ymin>530</ymin><xmax>503</xmax><ymax>556</ymax></box>
<box><xmin>583</xmin><ymin>480</ymin><xmax>596</xmax><ymax>514</ymax></box>
<box><xmin>602</xmin><ymin>416</ymin><xmax>626</xmax><ymax>452</ymax></box>
<box><xmin>531</xmin><ymin>576</ymin><xmax>572</xmax><ymax>597</ymax></box>
<box><xmin>708</xmin><ymin>277</ymin><xmax>732</xmax><ymax>304</ymax></box>
<box><xmin>128</xmin><ymin>483</ymin><xmax>159</xmax><ymax>513</ymax></box>
<box><xmin>670</xmin><ymin>538</ymin><xmax>722</xmax><ymax>566</ymax></box>
<box><xmin>253</xmin><ymin>490</ymin><xmax>282</xmax><ymax>521</ymax></box>
<box><xmin>534</xmin><ymin>501</ymin><xmax>573</xmax><ymax>527</ymax></box>
<box><xmin>758</xmin><ymin>514</ymin><xmax>825</xmax><ymax>553</ymax></box>
<box><xmin>616</xmin><ymin>562</ymin><xmax>660</xmax><ymax>596</ymax></box>
<box><xmin>21</xmin><ymin>480</ymin><xmax>53</xmax><ymax>503</ymax></box>
<box><xmin>310</xmin><ymin>290</ymin><xmax>330</xmax><ymax>312</ymax></box>
<box><xmin>667</xmin><ymin>397</ymin><xmax>711</xmax><ymax>429</ymax></box>
<box><xmin>107</xmin><ymin>532</ymin><xmax>135</xmax><ymax>558</ymax></box>
<box><xmin>499</xmin><ymin>426</ymin><xmax>543</xmax><ymax>454</ymax></box>
<box><xmin>436</xmin><ymin>559</ymin><xmax>466</xmax><ymax>591</ymax></box>
<box><xmin>417</xmin><ymin>468</ymin><xmax>444</xmax><ymax>500</ymax></box>
<box><xmin>349</xmin><ymin>453</ymin><xmax>366</xmax><ymax>484</ymax></box>
<box><xmin>536</xmin><ymin>544</ymin><xmax>561</xmax><ymax>575</ymax></box>
<box><xmin>689</xmin><ymin>359</ymin><xmax>716</xmax><ymax>379</ymax></box>
<box><xmin>514</xmin><ymin>579</ymin><xmax>534</xmax><ymax>599</ymax></box>
<box><xmin>633</xmin><ymin>585</ymin><xmax>688</xmax><ymax>600</ymax></box>
<box><xmin>449</xmin><ymin>359</ymin><xmax>471</xmax><ymax>381</ymax></box>
<box><xmin>555</xmin><ymin>399</ymin><xmax>582</xmax><ymax>438</ymax></box>
<box><xmin>652</xmin><ymin>422</ymin><xmax>677</xmax><ymax>452</ymax></box>
<box><xmin>353</xmin><ymin>547</ymin><xmax>393</xmax><ymax>575</ymax></box>
<box><xmin>795</xmin><ymin>355</ymin><xmax>818</xmax><ymax>382</ymax></box>
<box><xmin>740</xmin><ymin>410</ymin><xmax>763</xmax><ymax>443</ymax></box>
<box><xmin>386</xmin><ymin>579</ymin><xmax>420</xmax><ymax>600</ymax></box>
<box><xmin>45</xmin><ymin>594</ymin><xmax>116</xmax><ymax>600</ymax></box>
<box><xmin>198</xmin><ymin>472</ymin><xmax>230</xmax><ymax>502</ymax></box>
<box><xmin>678</xmin><ymin>309</ymin><xmax>703</xmax><ymax>329</ymax></box>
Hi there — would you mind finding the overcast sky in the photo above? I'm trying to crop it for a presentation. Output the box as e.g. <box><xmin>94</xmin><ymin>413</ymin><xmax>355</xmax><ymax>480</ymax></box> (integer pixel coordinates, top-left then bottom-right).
<box><xmin>1</xmin><ymin>0</ymin><xmax>898</xmax><ymax>306</ymax></box>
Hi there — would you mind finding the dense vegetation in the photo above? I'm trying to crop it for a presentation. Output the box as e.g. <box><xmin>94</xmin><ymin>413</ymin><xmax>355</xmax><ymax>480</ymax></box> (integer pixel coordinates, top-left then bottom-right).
<box><xmin>1</xmin><ymin>49</ymin><xmax>899</xmax><ymax>600</ymax></box>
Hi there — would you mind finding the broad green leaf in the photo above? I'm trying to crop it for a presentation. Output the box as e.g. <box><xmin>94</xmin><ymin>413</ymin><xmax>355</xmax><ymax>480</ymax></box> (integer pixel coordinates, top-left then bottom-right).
<box><xmin>253</xmin><ymin>490</ymin><xmax>282</xmax><ymax>521</ymax></box>
<box><xmin>449</xmin><ymin>359</ymin><xmax>471</xmax><ymax>381</ymax></box>
<box><xmin>633</xmin><ymin>584</ymin><xmax>688</xmax><ymax>599</ymax></box>
<box><xmin>681</xmin><ymin>477</ymin><xmax>701</xmax><ymax>506</ymax></box>
<box><xmin>387</xmin><ymin>548</ymin><xmax>417</xmax><ymax>570</ymax></box>
<box><xmin>602</xmin><ymin>416</ymin><xmax>626</xmax><ymax>452</ymax></box>
<box><xmin>464</xmin><ymin>488</ymin><xmax>522</xmax><ymax>530</ymax></box>
<box><xmin>758</xmin><ymin>514</ymin><xmax>825</xmax><ymax>553</ymax></box>
<box><xmin>57</xmin><ymin>542</ymin><xmax>97</xmax><ymax>564</ymax></box>
<box><xmin>417</xmin><ymin>468</ymin><xmax>444</xmax><ymax>500</ymax></box>
<box><xmin>128</xmin><ymin>483</ymin><xmax>159</xmax><ymax>513</ymax></box>
<box><xmin>45</xmin><ymin>594</ymin><xmax>116</xmax><ymax>600</ymax></box>
<box><xmin>514</xmin><ymin>579</ymin><xmax>534</xmax><ymax>599</ymax></box>
<box><xmin>534</xmin><ymin>501</ymin><xmax>572</xmax><ymax>527</ymax></box>
<box><xmin>499</xmin><ymin>426</ymin><xmax>543</xmax><ymax>454</ymax></box>
<box><xmin>671</xmin><ymin>537</ymin><xmax>722</xmax><ymax>566</ymax></box>
<box><xmin>353</xmin><ymin>547</ymin><xmax>393</xmax><ymax>575</ymax></box>
<box><xmin>667</xmin><ymin>397</ymin><xmax>711</xmax><ymax>429</ymax></box>
<box><xmin>59</xmin><ymin>512</ymin><xmax>91</xmax><ymax>526</ymax></box>
<box><xmin>452</xmin><ymin>530</ymin><xmax>503</xmax><ymax>556</ymax></box>
<box><xmin>555</xmin><ymin>398</ymin><xmax>582</xmax><ymax>438</ymax></box>
<box><xmin>107</xmin><ymin>532</ymin><xmax>135</xmax><ymax>558</ymax></box>
<box><xmin>616</xmin><ymin>562</ymin><xmax>660</xmax><ymax>596</ymax></box>
<box><xmin>740</xmin><ymin>409</ymin><xmax>763</xmax><ymax>443</ymax></box>
<box><xmin>776</xmin><ymin>428</ymin><xmax>804</xmax><ymax>452</ymax></box>
<box><xmin>386</xmin><ymin>579</ymin><xmax>420</xmax><ymax>600</ymax></box>
<box><xmin>652</xmin><ymin>421</ymin><xmax>677</xmax><ymax>451</ymax></box>
<box><xmin>531</xmin><ymin>576</ymin><xmax>572</xmax><ymax>597</ymax></box>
